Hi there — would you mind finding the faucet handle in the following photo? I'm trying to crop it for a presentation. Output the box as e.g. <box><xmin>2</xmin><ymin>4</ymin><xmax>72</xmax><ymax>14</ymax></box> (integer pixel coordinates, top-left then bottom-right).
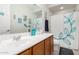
<box><xmin>13</xmin><ymin>35</ymin><xmax>21</xmax><ymax>41</ymax></box>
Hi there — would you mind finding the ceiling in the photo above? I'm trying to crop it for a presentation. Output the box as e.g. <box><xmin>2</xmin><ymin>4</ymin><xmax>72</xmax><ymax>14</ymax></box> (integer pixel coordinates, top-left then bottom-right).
<box><xmin>26</xmin><ymin>4</ymin><xmax>77</xmax><ymax>12</ymax></box>
<box><xmin>22</xmin><ymin>4</ymin><xmax>77</xmax><ymax>16</ymax></box>
<box><xmin>24</xmin><ymin>4</ymin><xmax>58</xmax><ymax>12</ymax></box>
<box><xmin>49</xmin><ymin>4</ymin><xmax>77</xmax><ymax>13</ymax></box>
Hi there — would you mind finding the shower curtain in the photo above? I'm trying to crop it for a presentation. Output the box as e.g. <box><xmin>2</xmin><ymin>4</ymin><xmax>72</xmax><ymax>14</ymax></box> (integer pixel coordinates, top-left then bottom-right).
<box><xmin>50</xmin><ymin>12</ymin><xmax>79</xmax><ymax>49</ymax></box>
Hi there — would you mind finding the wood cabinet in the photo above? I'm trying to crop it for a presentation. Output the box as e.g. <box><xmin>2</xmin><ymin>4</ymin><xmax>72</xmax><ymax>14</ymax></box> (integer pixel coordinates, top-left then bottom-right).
<box><xmin>33</xmin><ymin>41</ymin><xmax>44</xmax><ymax>55</ymax></box>
<box><xmin>18</xmin><ymin>48</ymin><xmax>32</xmax><ymax>55</ymax></box>
<box><xmin>17</xmin><ymin>35</ymin><xmax>53</xmax><ymax>55</ymax></box>
<box><xmin>45</xmin><ymin>37</ymin><xmax>51</xmax><ymax>55</ymax></box>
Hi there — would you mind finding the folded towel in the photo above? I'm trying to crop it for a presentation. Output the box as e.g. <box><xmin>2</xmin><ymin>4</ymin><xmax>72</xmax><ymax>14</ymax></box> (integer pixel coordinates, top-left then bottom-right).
<box><xmin>45</xmin><ymin>19</ymin><xmax>49</xmax><ymax>32</ymax></box>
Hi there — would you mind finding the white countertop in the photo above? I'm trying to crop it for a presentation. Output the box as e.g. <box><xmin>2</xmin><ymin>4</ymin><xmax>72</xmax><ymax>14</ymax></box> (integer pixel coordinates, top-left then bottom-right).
<box><xmin>0</xmin><ymin>33</ymin><xmax>53</xmax><ymax>55</ymax></box>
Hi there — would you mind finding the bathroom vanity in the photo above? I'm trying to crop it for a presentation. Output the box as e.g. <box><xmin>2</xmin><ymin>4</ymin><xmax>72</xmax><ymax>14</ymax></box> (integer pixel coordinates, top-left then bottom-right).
<box><xmin>17</xmin><ymin>35</ymin><xmax>53</xmax><ymax>55</ymax></box>
<box><xmin>0</xmin><ymin>33</ymin><xmax>53</xmax><ymax>55</ymax></box>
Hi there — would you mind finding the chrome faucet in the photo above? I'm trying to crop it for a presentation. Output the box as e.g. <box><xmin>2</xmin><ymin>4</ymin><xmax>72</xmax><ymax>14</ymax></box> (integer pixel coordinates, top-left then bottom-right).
<box><xmin>13</xmin><ymin>35</ymin><xmax>21</xmax><ymax>41</ymax></box>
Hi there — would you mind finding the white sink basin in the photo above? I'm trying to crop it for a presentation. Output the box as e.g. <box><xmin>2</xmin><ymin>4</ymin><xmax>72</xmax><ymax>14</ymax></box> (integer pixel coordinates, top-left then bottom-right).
<box><xmin>0</xmin><ymin>38</ymin><xmax>31</xmax><ymax>48</ymax></box>
<box><xmin>0</xmin><ymin>35</ymin><xmax>35</xmax><ymax>54</ymax></box>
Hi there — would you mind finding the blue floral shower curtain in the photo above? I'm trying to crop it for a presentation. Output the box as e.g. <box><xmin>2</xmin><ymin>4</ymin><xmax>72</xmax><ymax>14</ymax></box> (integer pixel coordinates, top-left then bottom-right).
<box><xmin>51</xmin><ymin>12</ymin><xmax>78</xmax><ymax>49</ymax></box>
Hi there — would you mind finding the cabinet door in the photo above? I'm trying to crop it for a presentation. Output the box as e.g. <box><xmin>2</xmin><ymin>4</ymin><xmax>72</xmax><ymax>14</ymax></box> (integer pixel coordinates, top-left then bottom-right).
<box><xmin>33</xmin><ymin>41</ymin><xmax>44</xmax><ymax>55</ymax></box>
<box><xmin>50</xmin><ymin>36</ymin><xmax>54</xmax><ymax>54</ymax></box>
<box><xmin>45</xmin><ymin>37</ymin><xmax>51</xmax><ymax>55</ymax></box>
<box><xmin>18</xmin><ymin>48</ymin><xmax>32</xmax><ymax>55</ymax></box>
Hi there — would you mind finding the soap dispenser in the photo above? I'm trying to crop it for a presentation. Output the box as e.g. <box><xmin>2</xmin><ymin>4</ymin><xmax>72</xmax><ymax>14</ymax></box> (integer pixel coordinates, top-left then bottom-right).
<box><xmin>31</xmin><ymin>28</ymin><xmax>36</xmax><ymax>36</ymax></box>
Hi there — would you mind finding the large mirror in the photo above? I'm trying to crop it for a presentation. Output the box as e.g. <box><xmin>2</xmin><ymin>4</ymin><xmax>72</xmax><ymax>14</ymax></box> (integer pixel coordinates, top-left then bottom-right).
<box><xmin>0</xmin><ymin>4</ymin><xmax>44</xmax><ymax>34</ymax></box>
